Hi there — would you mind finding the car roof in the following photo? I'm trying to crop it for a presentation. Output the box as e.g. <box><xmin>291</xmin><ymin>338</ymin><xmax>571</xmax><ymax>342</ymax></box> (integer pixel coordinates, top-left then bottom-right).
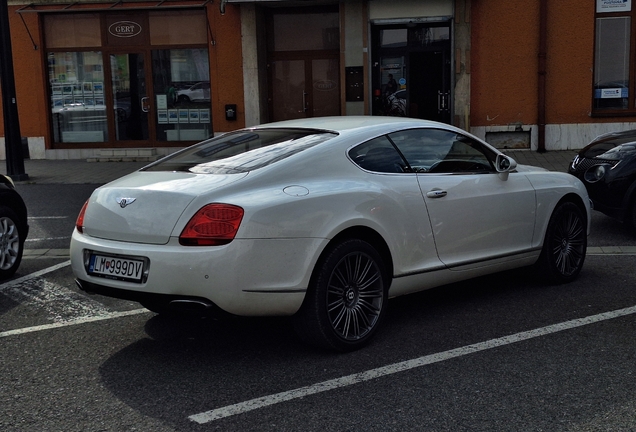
<box><xmin>593</xmin><ymin>128</ymin><xmax>636</xmax><ymax>145</ymax></box>
<box><xmin>252</xmin><ymin>116</ymin><xmax>452</xmax><ymax>134</ymax></box>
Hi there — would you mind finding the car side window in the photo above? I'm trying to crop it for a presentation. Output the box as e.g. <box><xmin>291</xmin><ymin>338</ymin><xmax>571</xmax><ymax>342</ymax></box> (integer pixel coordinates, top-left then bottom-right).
<box><xmin>388</xmin><ymin>128</ymin><xmax>495</xmax><ymax>173</ymax></box>
<box><xmin>349</xmin><ymin>136</ymin><xmax>409</xmax><ymax>173</ymax></box>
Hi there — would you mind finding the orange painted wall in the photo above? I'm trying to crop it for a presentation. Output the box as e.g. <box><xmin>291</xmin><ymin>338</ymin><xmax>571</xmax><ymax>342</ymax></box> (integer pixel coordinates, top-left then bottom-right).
<box><xmin>471</xmin><ymin>1</ymin><xmax>540</xmax><ymax>127</ymax></box>
<box><xmin>1</xmin><ymin>2</ymin><xmax>245</xmax><ymax>147</ymax></box>
<box><xmin>0</xmin><ymin>7</ymin><xmax>47</xmax><ymax>139</ymax></box>
<box><xmin>208</xmin><ymin>4</ymin><xmax>245</xmax><ymax>131</ymax></box>
<box><xmin>471</xmin><ymin>1</ymin><xmax>617</xmax><ymax>128</ymax></box>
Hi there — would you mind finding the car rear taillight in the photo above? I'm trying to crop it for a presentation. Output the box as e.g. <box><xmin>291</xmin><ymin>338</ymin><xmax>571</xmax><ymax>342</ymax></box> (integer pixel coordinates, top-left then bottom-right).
<box><xmin>76</xmin><ymin>200</ymin><xmax>89</xmax><ymax>234</ymax></box>
<box><xmin>179</xmin><ymin>204</ymin><xmax>244</xmax><ymax>246</ymax></box>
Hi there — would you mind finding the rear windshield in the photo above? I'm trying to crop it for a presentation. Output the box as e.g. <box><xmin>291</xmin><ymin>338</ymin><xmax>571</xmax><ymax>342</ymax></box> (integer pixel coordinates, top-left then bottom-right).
<box><xmin>143</xmin><ymin>128</ymin><xmax>336</xmax><ymax>174</ymax></box>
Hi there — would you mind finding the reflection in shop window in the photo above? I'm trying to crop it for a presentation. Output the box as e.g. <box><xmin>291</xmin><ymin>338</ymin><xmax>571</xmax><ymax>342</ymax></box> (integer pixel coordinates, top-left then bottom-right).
<box><xmin>48</xmin><ymin>52</ymin><xmax>108</xmax><ymax>143</ymax></box>
<box><xmin>152</xmin><ymin>48</ymin><xmax>212</xmax><ymax>142</ymax></box>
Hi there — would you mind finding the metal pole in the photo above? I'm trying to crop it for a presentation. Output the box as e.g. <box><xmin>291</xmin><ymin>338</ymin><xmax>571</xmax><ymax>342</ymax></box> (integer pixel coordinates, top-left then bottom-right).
<box><xmin>0</xmin><ymin>1</ymin><xmax>28</xmax><ymax>180</ymax></box>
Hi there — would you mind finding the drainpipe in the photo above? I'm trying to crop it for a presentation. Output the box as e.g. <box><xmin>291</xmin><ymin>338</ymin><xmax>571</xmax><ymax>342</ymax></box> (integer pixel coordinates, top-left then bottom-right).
<box><xmin>537</xmin><ymin>0</ymin><xmax>547</xmax><ymax>153</ymax></box>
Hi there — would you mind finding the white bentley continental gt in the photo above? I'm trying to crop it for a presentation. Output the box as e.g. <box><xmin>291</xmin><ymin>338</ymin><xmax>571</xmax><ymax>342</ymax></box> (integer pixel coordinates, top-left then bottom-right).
<box><xmin>70</xmin><ymin>117</ymin><xmax>591</xmax><ymax>351</ymax></box>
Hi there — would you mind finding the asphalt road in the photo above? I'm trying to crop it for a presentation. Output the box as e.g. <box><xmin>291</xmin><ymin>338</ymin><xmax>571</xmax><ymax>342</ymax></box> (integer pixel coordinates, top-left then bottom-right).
<box><xmin>2</xmin><ymin>183</ymin><xmax>636</xmax><ymax>431</ymax></box>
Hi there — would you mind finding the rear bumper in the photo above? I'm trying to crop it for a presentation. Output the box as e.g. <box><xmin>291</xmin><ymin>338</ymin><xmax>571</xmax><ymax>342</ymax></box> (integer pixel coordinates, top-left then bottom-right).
<box><xmin>70</xmin><ymin>229</ymin><xmax>327</xmax><ymax>316</ymax></box>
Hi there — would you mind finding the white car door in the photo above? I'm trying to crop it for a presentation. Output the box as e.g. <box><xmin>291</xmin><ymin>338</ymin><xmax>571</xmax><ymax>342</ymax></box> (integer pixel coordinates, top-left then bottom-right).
<box><xmin>389</xmin><ymin>128</ymin><xmax>537</xmax><ymax>268</ymax></box>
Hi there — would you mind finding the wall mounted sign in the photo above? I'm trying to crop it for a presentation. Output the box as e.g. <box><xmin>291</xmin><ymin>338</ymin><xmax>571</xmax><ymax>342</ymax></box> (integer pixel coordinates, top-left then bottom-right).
<box><xmin>108</xmin><ymin>21</ymin><xmax>143</xmax><ymax>38</ymax></box>
<box><xmin>597</xmin><ymin>0</ymin><xmax>631</xmax><ymax>13</ymax></box>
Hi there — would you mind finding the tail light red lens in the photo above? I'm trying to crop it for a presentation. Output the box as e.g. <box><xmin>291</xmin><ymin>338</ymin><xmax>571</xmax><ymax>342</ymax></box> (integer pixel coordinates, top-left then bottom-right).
<box><xmin>76</xmin><ymin>200</ymin><xmax>89</xmax><ymax>233</ymax></box>
<box><xmin>179</xmin><ymin>204</ymin><xmax>244</xmax><ymax>246</ymax></box>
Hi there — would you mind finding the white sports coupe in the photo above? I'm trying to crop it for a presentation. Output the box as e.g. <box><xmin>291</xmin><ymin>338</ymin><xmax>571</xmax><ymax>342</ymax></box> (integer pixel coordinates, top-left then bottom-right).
<box><xmin>71</xmin><ymin>116</ymin><xmax>590</xmax><ymax>351</ymax></box>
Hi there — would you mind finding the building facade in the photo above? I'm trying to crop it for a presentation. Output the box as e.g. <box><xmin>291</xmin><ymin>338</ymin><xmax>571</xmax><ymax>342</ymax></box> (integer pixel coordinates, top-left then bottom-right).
<box><xmin>1</xmin><ymin>0</ymin><xmax>635</xmax><ymax>160</ymax></box>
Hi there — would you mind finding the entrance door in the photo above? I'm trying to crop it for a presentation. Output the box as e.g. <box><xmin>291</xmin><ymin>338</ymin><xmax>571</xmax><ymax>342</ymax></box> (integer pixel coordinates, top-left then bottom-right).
<box><xmin>270</xmin><ymin>58</ymin><xmax>340</xmax><ymax>121</ymax></box>
<box><xmin>372</xmin><ymin>23</ymin><xmax>451</xmax><ymax>123</ymax></box>
<box><xmin>109</xmin><ymin>52</ymin><xmax>150</xmax><ymax>142</ymax></box>
<box><xmin>266</xmin><ymin>7</ymin><xmax>340</xmax><ymax>122</ymax></box>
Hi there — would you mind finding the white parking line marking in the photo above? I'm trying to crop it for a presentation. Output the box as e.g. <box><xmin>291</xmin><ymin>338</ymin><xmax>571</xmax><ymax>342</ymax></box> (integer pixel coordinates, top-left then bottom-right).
<box><xmin>0</xmin><ymin>261</ymin><xmax>151</xmax><ymax>337</ymax></box>
<box><xmin>3</xmin><ymin>277</ymin><xmax>113</xmax><ymax>323</ymax></box>
<box><xmin>0</xmin><ymin>309</ymin><xmax>149</xmax><ymax>338</ymax></box>
<box><xmin>28</xmin><ymin>216</ymin><xmax>68</xmax><ymax>219</ymax></box>
<box><xmin>0</xmin><ymin>261</ymin><xmax>71</xmax><ymax>290</ymax></box>
<box><xmin>188</xmin><ymin>305</ymin><xmax>636</xmax><ymax>424</ymax></box>
<box><xmin>26</xmin><ymin>236</ymin><xmax>71</xmax><ymax>242</ymax></box>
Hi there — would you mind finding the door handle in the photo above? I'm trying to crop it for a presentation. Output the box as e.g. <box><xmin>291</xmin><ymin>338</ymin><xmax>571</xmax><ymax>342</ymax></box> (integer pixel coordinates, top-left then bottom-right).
<box><xmin>438</xmin><ymin>91</ymin><xmax>449</xmax><ymax>112</ymax></box>
<box><xmin>141</xmin><ymin>97</ymin><xmax>150</xmax><ymax>113</ymax></box>
<box><xmin>302</xmin><ymin>91</ymin><xmax>308</xmax><ymax>112</ymax></box>
<box><xmin>426</xmin><ymin>189</ymin><xmax>447</xmax><ymax>198</ymax></box>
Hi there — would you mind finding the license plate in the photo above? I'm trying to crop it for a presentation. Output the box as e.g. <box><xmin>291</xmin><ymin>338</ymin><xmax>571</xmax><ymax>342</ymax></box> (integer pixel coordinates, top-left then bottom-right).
<box><xmin>88</xmin><ymin>254</ymin><xmax>145</xmax><ymax>283</ymax></box>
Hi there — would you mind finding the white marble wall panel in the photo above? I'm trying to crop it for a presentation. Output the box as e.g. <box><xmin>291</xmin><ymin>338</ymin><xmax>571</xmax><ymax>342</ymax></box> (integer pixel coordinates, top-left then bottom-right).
<box><xmin>472</xmin><ymin>122</ymin><xmax>636</xmax><ymax>151</ymax></box>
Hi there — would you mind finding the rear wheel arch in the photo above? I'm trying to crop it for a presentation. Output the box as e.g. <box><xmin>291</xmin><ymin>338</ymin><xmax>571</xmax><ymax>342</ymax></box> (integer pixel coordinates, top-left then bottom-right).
<box><xmin>293</xmin><ymin>226</ymin><xmax>393</xmax><ymax>351</ymax></box>
<box><xmin>327</xmin><ymin>226</ymin><xmax>394</xmax><ymax>285</ymax></box>
<box><xmin>0</xmin><ymin>190</ymin><xmax>27</xmax><ymax>232</ymax></box>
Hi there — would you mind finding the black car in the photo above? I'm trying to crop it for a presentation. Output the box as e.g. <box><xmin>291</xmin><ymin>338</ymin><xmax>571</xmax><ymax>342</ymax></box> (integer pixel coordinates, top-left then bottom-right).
<box><xmin>569</xmin><ymin>129</ymin><xmax>636</xmax><ymax>229</ymax></box>
<box><xmin>0</xmin><ymin>174</ymin><xmax>28</xmax><ymax>279</ymax></box>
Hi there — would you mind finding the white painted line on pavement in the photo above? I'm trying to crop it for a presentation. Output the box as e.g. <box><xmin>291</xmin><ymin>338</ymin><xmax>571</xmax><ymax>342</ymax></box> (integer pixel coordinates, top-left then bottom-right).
<box><xmin>0</xmin><ymin>261</ymin><xmax>151</xmax><ymax>336</ymax></box>
<box><xmin>0</xmin><ymin>260</ymin><xmax>71</xmax><ymax>290</ymax></box>
<box><xmin>188</xmin><ymin>304</ymin><xmax>636</xmax><ymax>424</ymax></box>
<box><xmin>26</xmin><ymin>236</ymin><xmax>71</xmax><ymax>242</ymax></box>
<box><xmin>0</xmin><ymin>309</ymin><xmax>150</xmax><ymax>338</ymax></box>
<box><xmin>28</xmin><ymin>216</ymin><xmax>68</xmax><ymax>219</ymax></box>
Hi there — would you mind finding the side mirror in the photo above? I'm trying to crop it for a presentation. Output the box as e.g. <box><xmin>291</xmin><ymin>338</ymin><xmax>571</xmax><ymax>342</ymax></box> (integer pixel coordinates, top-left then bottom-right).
<box><xmin>495</xmin><ymin>154</ymin><xmax>517</xmax><ymax>180</ymax></box>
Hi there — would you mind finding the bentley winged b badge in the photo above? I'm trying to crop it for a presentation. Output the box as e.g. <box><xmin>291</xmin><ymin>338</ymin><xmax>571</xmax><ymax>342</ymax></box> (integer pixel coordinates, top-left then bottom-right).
<box><xmin>116</xmin><ymin>197</ymin><xmax>137</xmax><ymax>208</ymax></box>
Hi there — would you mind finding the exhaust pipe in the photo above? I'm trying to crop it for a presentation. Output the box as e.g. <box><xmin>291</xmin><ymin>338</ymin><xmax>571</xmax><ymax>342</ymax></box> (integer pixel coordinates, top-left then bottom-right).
<box><xmin>168</xmin><ymin>299</ymin><xmax>213</xmax><ymax>313</ymax></box>
<box><xmin>75</xmin><ymin>278</ymin><xmax>95</xmax><ymax>294</ymax></box>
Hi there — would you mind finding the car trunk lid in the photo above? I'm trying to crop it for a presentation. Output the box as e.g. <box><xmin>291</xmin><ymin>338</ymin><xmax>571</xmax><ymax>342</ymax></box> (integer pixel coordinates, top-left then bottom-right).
<box><xmin>82</xmin><ymin>171</ymin><xmax>248</xmax><ymax>244</ymax></box>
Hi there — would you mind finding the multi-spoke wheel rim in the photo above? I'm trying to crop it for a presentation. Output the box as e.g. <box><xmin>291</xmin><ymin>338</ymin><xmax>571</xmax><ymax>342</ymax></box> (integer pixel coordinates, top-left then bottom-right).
<box><xmin>550</xmin><ymin>210</ymin><xmax>585</xmax><ymax>277</ymax></box>
<box><xmin>326</xmin><ymin>251</ymin><xmax>384</xmax><ymax>341</ymax></box>
<box><xmin>0</xmin><ymin>216</ymin><xmax>20</xmax><ymax>271</ymax></box>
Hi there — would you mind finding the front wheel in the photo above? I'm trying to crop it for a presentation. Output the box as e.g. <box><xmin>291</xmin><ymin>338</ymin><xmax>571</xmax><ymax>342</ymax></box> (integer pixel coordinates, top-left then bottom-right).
<box><xmin>0</xmin><ymin>206</ymin><xmax>25</xmax><ymax>280</ymax></box>
<box><xmin>293</xmin><ymin>239</ymin><xmax>388</xmax><ymax>352</ymax></box>
<box><xmin>536</xmin><ymin>201</ymin><xmax>587</xmax><ymax>284</ymax></box>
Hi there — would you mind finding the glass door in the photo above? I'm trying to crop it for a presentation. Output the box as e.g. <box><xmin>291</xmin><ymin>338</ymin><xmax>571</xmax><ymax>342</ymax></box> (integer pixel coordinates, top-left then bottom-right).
<box><xmin>371</xmin><ymin>23</ymin><xmax>452</xmax><ymax>123</ymax></box>
<box><xmin>109</xmin><ymin>52</ymin><xmax>150</xmax><ymax>141</ymax></box>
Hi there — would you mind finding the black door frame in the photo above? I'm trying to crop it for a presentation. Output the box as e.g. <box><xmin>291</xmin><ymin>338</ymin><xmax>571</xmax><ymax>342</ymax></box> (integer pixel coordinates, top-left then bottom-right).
<box><xmin>370</xmin><ymin>21</ymin><xmax>452</xmax><ymax>123</ymax></box>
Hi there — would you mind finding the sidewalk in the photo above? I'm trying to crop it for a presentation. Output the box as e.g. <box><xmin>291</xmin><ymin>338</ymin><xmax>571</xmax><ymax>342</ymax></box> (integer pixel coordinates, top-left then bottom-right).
<box><xmin>2</xmin><ymin>149</ymin><xmax>578</xmax><ymax>185</ymax></box>
<box><xmin>3</xmin><ymin>159</ymin><xmax>148</xmax><ymax>184</ymax></box>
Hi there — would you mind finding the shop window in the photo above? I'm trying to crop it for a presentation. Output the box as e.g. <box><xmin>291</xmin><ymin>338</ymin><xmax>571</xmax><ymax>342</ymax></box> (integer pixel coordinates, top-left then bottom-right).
<box><xmin>594</xmin><ymin>17</ymin><xmax>630</xmax><ymax>110</ymax></box>
<box><xmin>593</xmin><ymin>3</ymin><xmax>636</xmax><ymax>113</ymax></box>
<box><xmin>48</xmin><ymin>52</ymin><xmax>108</xmax><ymax>143</ymax></box>
<box><xmin>152</xmin><ymin>49</ymin><xmax>212</xmax><ymax>142</ymax></box>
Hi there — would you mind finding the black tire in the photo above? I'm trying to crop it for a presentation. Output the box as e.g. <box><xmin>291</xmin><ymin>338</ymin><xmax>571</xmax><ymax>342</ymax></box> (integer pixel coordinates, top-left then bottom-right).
<box><xmin>629</xmin><ymin>196</ymin><xmax>636</xmax><ymax>233</ymax></box>
<box><xmin>536</xmin><ymin>201</ymin><xmax>587</xmax><ymax>284</ymax></box>
<box><xmin>0</xmin><ymin>206</ymin><xmax>25</xmax><ymax>280</ymax></box>
<box><xmin>293</xmin><ymin>239</ymin><xmax>388</xmax><ymax>352</ymax></box>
